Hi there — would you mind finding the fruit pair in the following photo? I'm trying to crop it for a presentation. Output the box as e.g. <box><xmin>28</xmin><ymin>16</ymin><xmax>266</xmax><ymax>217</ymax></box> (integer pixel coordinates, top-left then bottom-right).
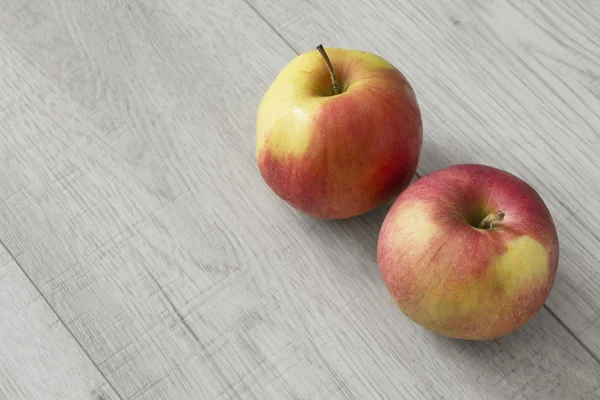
<box><xmin>256</xmin><ymin>45</ymin><xmax>559</xmax><ymax>340</ymax></box>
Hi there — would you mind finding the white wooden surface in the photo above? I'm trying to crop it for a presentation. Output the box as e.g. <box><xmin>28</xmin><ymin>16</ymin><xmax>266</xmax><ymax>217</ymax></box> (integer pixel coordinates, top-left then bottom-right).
<box><xmin>0</xmin><ymin>0</ymin><xmax>599</xmax><ymax>399</ymax></box>
<box><xmin>0</xmin><ymin>244</ymin><xmax>120</xmax><ymax>400</ymax></box>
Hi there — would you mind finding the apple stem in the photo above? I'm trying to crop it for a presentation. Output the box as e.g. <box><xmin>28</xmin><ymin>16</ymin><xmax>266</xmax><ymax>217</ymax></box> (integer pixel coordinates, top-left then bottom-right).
<box><xmin>316</xmin><ymin>44</ymin><xmax>341</xmax><ymax>95</ymax></box>
<box><xmin>478</xmin><ymin>211</ymin><xmax>505</xmax><ymax>229</ymax></box>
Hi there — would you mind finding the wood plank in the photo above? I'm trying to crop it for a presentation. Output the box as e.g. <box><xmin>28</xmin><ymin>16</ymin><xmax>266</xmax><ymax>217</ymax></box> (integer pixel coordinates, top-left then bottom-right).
<box><xmin>246</xmin><ymin>0</ymin><xmax>600</xmax><ymax>358</ymax></box>
<box><xmin>0</xmin><ymin>0</ymin><xmax>313</xmax><ymax>399</ymax></box>
<box><xmin>241</xmin><ymin>223</ymin><xmax>600</xmax><ymax>399</ymax></box>
<box><xmin>0</xmin><ymin>245</ymin><xmax>120</xmax><ymax>400</ymax></box>
<box><xmin>0</xmin><ymin>0</ymin><xmax>598</xmax><ymax>399</ymax></box>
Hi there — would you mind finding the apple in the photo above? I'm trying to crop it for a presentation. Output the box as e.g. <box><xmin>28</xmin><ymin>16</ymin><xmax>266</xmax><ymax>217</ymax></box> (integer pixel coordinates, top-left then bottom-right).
<box><xmin>256</xmin><ymin>45</ymin><xmax>422</xmax><ymax>219</ymax></box>
<box><xmin>377</xmin><ymin>164</ymin><xmax>559</xmax><ymax>340</ymax></box>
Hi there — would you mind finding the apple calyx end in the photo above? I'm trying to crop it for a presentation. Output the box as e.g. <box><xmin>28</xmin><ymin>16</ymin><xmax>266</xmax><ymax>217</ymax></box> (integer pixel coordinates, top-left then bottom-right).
<box><xmin>478</xmin><ymin>211</ymin><xmax>505</xmax><ymax>230</ymax></box>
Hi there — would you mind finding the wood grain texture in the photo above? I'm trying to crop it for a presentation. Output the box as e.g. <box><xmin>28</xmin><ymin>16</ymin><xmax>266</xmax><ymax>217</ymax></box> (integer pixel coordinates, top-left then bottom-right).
<box><xmin>0</xmin><ymin>0</ymin><xmax>599</xmax><ymax>399</ymax></box>
<box><xmin>0</xmin><ymin>0</ymin><xmax>313</xmax><ymax>399</ymax></box>
<box><xmin>0</xmin><ymin>244</ymin><xmax>120</xmax><ymax>400</ymax></box>
<box><xmin>247</xmin><ymin>0</ymin><xmax>600</xmax><ymax>359</ymax></box>
<box><xmin>242</xmin><ymin>217</ymin><xmax>600</xmax><ymax>399</ymax></box>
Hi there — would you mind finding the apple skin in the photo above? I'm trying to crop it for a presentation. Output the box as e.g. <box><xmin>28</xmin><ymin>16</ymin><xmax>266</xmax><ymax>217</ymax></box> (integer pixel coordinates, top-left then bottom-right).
<box><xmin>377</xmin><ymin>164</ymin><xmax>559</xmax><ymax>340</ymax></box>
<box><xmin>256</xmin><ymin>47</ymin><xmax>422</xmax><ymax>219</ymax></box>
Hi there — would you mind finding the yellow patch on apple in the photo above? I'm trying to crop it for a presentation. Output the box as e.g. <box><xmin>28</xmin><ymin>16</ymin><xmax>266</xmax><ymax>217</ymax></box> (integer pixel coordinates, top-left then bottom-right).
<box><xmin>493</xmin><ymin>235</ymin><xmax>549</xmax><ymax>292</ymax></box>
<box><xmin>256</xmin><ymin>44</ymin><xmax>423</xmax><ymax>219</ymax></box>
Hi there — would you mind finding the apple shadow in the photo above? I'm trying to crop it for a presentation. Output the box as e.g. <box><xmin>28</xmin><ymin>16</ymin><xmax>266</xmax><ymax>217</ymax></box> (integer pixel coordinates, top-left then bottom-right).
<box><xmin>417</xmin><ymin>121</ymin><xmax>484</xmax><ymax>176</ymax></box>
<box><xmin>300</xmin><ymin>195</ymin><xmax>394</xmax><ymax>257</ymax></box>
<box><xmin>290</xmin><ymin>192</ymin><xmax>402</xmax><ymax>296</ymax></box>
<box><xmin>421</xmin><ymin>305</ymin><xmax>586</xmax><ymax>396</ymax></box>
<box><xmin>293</xmin><ymin>120</ymin><xmax>475</xmax><ymax>264</ymax></box>
<box><xmin>297</xmin><ymin>126</ymin><xmax>453</xmax><ymax>263</ymax></box>
<box><xmin>291</xmin><ymin>122</ymin><xmax>484</xmax><ymax>277</ymax></box>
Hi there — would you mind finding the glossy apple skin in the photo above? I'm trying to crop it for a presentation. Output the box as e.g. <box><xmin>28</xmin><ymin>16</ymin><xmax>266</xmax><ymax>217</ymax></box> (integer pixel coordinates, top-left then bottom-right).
<box><xmin>377</xmin><ymin>164</ymin><xmax>559</xmax><ymax>340</ymax></box>
<box><xmin>256</xmin><ymin>48</ymin><xmax>422</xmax><ymax>219</ymax></box>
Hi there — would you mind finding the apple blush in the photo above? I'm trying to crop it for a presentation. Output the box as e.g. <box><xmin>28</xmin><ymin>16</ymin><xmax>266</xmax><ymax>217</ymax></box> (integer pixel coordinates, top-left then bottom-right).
<box><xmin>377</xmin><ymin>164</ymin><xmax>559</xmax><ymax>340</ymax></box>
<box><xmin>256</xmin><ymin>45</ymin><xmax>422</xmax><ymax>219</ymax></box>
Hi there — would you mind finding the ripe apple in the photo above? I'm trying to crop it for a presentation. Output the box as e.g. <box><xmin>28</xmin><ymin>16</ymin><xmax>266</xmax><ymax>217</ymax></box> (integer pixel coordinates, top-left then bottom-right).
<box><xmin>256</xmin><ymin>45</ymin><xmax>422</xmax><ymax>219</ymax></box>
<box><xmin>377</xmin><ymin>164</ymin><xmax>559</xmax><ymax>340</ymax></box>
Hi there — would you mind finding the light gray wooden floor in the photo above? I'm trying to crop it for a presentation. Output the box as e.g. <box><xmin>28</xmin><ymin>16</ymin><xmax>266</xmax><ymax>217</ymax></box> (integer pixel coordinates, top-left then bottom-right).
<box><xmin>0</xmin><ymin>0</ymin><xmax>599</xmax><ymax>399</ymax></box>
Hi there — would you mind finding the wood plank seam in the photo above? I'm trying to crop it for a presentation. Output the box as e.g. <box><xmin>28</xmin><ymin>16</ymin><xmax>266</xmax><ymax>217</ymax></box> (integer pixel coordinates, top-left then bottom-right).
<box><xmin>144</xmin><ymin>272</ymin><xmax>246</xmax><ymax>400</ymax></box>
<box><xmin>243</xmin><ymin>0</ymin><xmax>301</xmax><ymax>55</ymax></box>
<box><xmin>544</xmin><ymin>305</ymin><xmax>600</xmax><ymax>365</ymax></box>
<box><xmin>0</xmin><ymin>237</ymin><xmax>125</xmax><ymax>400</ymax></box>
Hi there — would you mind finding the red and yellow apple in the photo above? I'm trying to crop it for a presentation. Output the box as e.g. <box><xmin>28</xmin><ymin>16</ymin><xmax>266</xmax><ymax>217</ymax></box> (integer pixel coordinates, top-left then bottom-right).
<box><xmin>256</xmin><ymin>45</ymin><xmax>422</xmax><ymax>219</ymax></box>
<box><xmin>377</xmin><ymin>164</ymin><xmax>559</xmax><ymax>340</ymax></box>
